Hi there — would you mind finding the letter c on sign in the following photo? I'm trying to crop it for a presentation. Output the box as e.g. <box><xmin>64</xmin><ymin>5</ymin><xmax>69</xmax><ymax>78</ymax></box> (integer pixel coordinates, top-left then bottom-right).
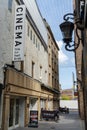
<box><xmin>16</xmin><ymin>7</ymin><xmax>23</xmax><ymax>13</ymax></box>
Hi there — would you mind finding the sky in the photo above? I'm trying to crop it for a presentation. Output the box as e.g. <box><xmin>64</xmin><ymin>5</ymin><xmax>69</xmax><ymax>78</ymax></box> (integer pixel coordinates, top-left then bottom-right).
<box><xmin>36</xmin><ymin>0</ymin><xmax>76</xmax><ymax>90</ymax></box>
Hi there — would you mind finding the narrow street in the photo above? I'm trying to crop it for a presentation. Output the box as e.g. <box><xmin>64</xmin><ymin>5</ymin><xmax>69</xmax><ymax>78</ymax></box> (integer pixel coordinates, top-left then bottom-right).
<box><xmin>13</xmin><ymin>110</ymin><xmax>85</xmax><ymax>130</ymax></box>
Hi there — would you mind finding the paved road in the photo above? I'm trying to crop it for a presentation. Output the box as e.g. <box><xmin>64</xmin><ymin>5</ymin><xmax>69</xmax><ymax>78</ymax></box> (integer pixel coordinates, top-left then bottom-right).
<box><xmin>13</xmin><ymin>110</ymin><xmax>85</xmax><ymax>130</ymax></box>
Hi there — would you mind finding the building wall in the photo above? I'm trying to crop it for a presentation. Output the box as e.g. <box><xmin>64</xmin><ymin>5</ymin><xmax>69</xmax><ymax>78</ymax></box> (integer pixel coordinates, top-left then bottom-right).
<box><xmin>44</xmin><ymin>21</ymin><xmax>59</xmax><ymax>110</ymax></box>
<box><xmin>73</xmin><ymin>0</ymin><xmax>84</xmax><ymax>120</ymax></box>
<box><xmin>75</xmin><ymin>39</ymin><xmax>85</xmax><ymax>120</ymax></box>
<box><xmin>0</xmin><ymin>0</ymin><xmax>15</xmax><ymax>83</ymax></box>
<box><xmin>83</xmin><ymin>29</ymin><xmax>87</xmax><ymax>130</ymax></box>
<box><xmin>2</xmin><ymin>68</ymin><xmax>54</xmax><ymax>130</ymax></box>
<box><xmin>23</xmin><ymin>0</ymin><xmax>48</xmax><ymax>44</ymax></box>
<box><xmin>24</xmin><ymin>16</ymin><xmax>48</xmax><ymax>84</ymax></box>
<box><xmin>0</xmin><ymin>0</ymin><xmax>48</xmax><ymax>84</ymax></box>
<box><xmin>44</xmin><ymin>20</ymin><xmax>59</xmax><ymax>90</ymax></box>
<box><xmin>48</xmin><ymin>34</ymin><xmax>59</xmax><ymax>89</ymax></box>
<box><xmin>23</xmin><ymin>0</ymin><xmax>48</xmax><ymax>84</ymax></box>
<box><xmin>0</xmin><ymin>0</ymin><xmax>60</xmax><ymax>130</ymax></box>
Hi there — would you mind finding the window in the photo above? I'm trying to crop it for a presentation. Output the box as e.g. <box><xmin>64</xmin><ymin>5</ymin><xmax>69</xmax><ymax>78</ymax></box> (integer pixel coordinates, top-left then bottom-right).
<box><xmin>8</xmin><ymin>0</ymin><xmax>13</xmax><ymax>11</ymax></box>
<box><xmin>31</xmin><ymin>61</ymin><xmax>35</xmax><ymax>78</ymax></box>
<box><xmin>33</xmin><ymin>34</ymin><xmax>35</xmax><ymax>44</ymax></box>
<box><xmin>30</xmin><ymin>30</ymin><xmax>32</xmax><ymax>40</ymax></box>
<box><xmin>49</xmin><ymin>73</ymin><xmax>50</xmax><ymax>84</ymax></box>
<box><xmin>40</xmin><ymin>66</ymin><xmax>42</xmax><ymax>80</ymax></box>
<box><xmin>49</xmin><ymin>45</ymin><xmax>50</xmax><ymax>48</ymax></box>
<box><xmin>27</xmin><ymin>26</ymin><xmax>30</xmax><ymax>36</ymax></box>
<box><xmin>38</xmin><ymin>42</ymin><xmax>40</xmax><ymax>50</ymax></box>
<box><xmin>36</xmin><ymin>39</ymin><xmax>37</xmax><ymax>48</ymax></box>
<box><xmin>52</xmin><ymin>76</ymin><xmax>54</xmax><ymax>87</ymax></box>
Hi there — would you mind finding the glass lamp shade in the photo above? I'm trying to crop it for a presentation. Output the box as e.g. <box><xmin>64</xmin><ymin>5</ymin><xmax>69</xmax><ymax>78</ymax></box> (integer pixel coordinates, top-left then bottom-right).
<box><xmin>60</xmin><ymin>21</ymin><xmax>74</xmax><ymax>44</ymax></box>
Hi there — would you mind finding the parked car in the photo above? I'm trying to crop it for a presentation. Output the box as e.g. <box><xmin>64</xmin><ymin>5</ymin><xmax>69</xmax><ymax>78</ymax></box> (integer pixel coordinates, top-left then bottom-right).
<box><xmin>59</xmin><ymin>107</ymin><xmax>69</xmax><ymax>113</ymax></box>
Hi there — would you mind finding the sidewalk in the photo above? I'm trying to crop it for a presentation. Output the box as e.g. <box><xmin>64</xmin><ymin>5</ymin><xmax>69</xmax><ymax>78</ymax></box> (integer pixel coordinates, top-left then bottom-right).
<box><xmin>13</xmin><ymin>110</ymin><xmax>85</xmax><ymax>130</ymax></box>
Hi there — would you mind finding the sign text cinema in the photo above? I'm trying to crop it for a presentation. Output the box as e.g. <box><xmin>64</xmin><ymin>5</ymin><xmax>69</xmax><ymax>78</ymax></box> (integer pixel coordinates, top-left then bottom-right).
<box><xmin>13</xmin><ymin>5</ymin><xmax>25</xmax><ymax>61</ymax></box>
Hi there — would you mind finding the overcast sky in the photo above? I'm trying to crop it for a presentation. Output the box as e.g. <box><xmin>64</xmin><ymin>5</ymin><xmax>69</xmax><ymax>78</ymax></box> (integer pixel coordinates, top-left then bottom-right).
<box><xmin>36</xmin><ymin>0</ymin><xmax>76</xmax><ymax>89</ymax></box>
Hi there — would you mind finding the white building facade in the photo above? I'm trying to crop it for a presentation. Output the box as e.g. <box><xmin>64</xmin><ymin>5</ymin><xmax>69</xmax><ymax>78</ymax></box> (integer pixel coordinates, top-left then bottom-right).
<box><xmin>0</xmin><ymin>0</ymin><xmax>48</xmax><ymax>84</ymax></box>
<box><xmin>0</xmin><ymin>0</ymin><xmax>59</xmax><ymax>130</ymax></box>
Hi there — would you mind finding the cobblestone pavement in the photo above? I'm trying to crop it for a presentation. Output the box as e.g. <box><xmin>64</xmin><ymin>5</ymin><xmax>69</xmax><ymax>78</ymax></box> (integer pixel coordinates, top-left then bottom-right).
<box><xmin>13</xmin><ymin>110</ymin><xmax>85</xmax><ymax>130</ymax></box>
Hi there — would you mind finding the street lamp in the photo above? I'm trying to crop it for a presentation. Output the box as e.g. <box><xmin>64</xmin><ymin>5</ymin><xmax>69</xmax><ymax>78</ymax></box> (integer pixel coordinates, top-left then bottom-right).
<box><xmin>59</xmin><ymin>0</ymin><xmax>85</xmax><ymax>51</ymax></box>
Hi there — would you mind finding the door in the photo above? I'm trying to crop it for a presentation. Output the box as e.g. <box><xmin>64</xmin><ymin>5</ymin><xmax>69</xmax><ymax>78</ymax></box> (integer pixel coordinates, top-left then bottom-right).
<box><xmin>9</xmin><ymin>98</ymin><xmax>19</xmax><ymax>129</ymax></box>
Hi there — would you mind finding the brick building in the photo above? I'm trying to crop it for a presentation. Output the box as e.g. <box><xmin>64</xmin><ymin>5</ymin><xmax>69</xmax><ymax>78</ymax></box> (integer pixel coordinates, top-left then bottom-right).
<box><xmin>61</xmin><ymin>89</ymin><xmax>74</xmax><ymax>100</ymax></box>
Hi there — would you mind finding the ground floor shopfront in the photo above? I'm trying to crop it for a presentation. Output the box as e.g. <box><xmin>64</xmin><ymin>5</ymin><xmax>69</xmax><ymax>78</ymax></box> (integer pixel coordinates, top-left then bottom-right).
<box><xmin>0</xmin><ymin>67</ymin><xmax>59</xmax><ymax>130</ymax></box>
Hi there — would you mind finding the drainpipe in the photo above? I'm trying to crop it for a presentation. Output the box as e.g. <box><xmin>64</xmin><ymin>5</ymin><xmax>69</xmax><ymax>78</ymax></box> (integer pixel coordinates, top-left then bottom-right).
<box><xmin>75</xmin><ymin>0</ymin><xmax>84</xmax><ymax>30</ymax></box>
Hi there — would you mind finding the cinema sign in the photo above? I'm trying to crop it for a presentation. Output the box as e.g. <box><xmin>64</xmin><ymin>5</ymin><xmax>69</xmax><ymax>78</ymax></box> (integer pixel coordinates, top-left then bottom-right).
<box><xmin>13</xmin><ymin>5</ymin><xmax>26</xmax><ymax>61</ymax></box>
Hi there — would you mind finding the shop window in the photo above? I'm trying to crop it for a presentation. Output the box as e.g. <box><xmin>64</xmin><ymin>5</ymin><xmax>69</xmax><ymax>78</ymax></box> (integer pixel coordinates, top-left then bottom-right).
<box><xmin>9</xmin><ymin>99</ymin><xmax>14</xmax><ymax>127</ymax></box>
<box><xmin>9</xmin><ymin>98</ymin><xmax>19</xmax><ymax>127</ymax></box>
<box><xmin>15</xmin><ymin>99</ymin><xmax>19</xmax><ymax>125</ymax></box>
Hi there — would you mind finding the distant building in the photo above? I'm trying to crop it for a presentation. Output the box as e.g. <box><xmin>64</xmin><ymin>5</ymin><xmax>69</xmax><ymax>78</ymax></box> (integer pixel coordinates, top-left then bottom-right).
<box><xmin>61</xmin><ymin>88</ymin><xmax>77</xmax><ymax>100</ymax></box>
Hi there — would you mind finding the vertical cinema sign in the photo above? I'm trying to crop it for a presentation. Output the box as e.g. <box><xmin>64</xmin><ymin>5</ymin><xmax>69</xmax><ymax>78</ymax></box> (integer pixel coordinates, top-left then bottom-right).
<box><xmin>13</xmin><ymin>5</ymin><xmax>26</xmax><ymax>61</ymax></box>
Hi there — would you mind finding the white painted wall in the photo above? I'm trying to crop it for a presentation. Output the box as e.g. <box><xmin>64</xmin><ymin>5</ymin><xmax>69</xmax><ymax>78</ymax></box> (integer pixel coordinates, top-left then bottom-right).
<box><xmin>60</xmin><ymin>100</ymin><xmax>78</xmax><ymax>109</ymax></box>
<box><xmin>24</xmin><ymin>19</ymin><xmax>48</xmax><ymax>84</ymax></box>
<box><xmin>0</xmin><ymin>0</ymin><xmax>48</xmax><ymax>85</ymax></box>
<box><xmin>0</xmin><ymin>0</ymin><xmax>14</xmax><ymax>83</ymax></box>
<box><xmin>23</xmin><ymin>0</ymin><xmax>48</xmax><ymax>44</ymax></box>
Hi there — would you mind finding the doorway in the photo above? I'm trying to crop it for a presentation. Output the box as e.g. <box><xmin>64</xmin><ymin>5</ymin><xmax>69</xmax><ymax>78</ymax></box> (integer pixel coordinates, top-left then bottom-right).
<box><xmin>9</xmin><ymin>98</ymin><xmax>19</xmax><ymax>129</ymax></box>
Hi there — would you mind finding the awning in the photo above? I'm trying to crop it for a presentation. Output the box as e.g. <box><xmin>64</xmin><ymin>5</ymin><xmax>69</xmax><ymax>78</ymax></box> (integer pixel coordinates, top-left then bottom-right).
<box><xmin>41</xmin><ymin>83</ymin><xmax>60</xmax><ymax>94</ymax></box>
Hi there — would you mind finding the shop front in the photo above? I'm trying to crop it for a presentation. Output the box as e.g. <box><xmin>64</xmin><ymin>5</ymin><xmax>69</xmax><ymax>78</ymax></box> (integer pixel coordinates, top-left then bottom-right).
<box><xmin>1</xmin><ymin>67</ymin><xmax>59</xmax><ymax>130</ymax></box>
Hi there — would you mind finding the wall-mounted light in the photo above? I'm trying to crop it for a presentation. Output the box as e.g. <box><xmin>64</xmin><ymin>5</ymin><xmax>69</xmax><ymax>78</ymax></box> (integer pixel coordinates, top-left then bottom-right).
<box><xmin>59</xmin><ymin>0</ymin><xmax>85</xmax><ymax>51</ymax></box>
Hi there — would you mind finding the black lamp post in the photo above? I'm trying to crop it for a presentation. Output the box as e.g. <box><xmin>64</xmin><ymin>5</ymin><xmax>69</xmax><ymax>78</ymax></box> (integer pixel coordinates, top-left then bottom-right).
<box><xmin>59</xmin><ymin>0</ymin><xmax>85</xmax><ymax>51</ymax></box>
<box><xmin>60</xmin><ymin>21</ymin><xmax>74</xmax><ymax>46</ymax></box>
